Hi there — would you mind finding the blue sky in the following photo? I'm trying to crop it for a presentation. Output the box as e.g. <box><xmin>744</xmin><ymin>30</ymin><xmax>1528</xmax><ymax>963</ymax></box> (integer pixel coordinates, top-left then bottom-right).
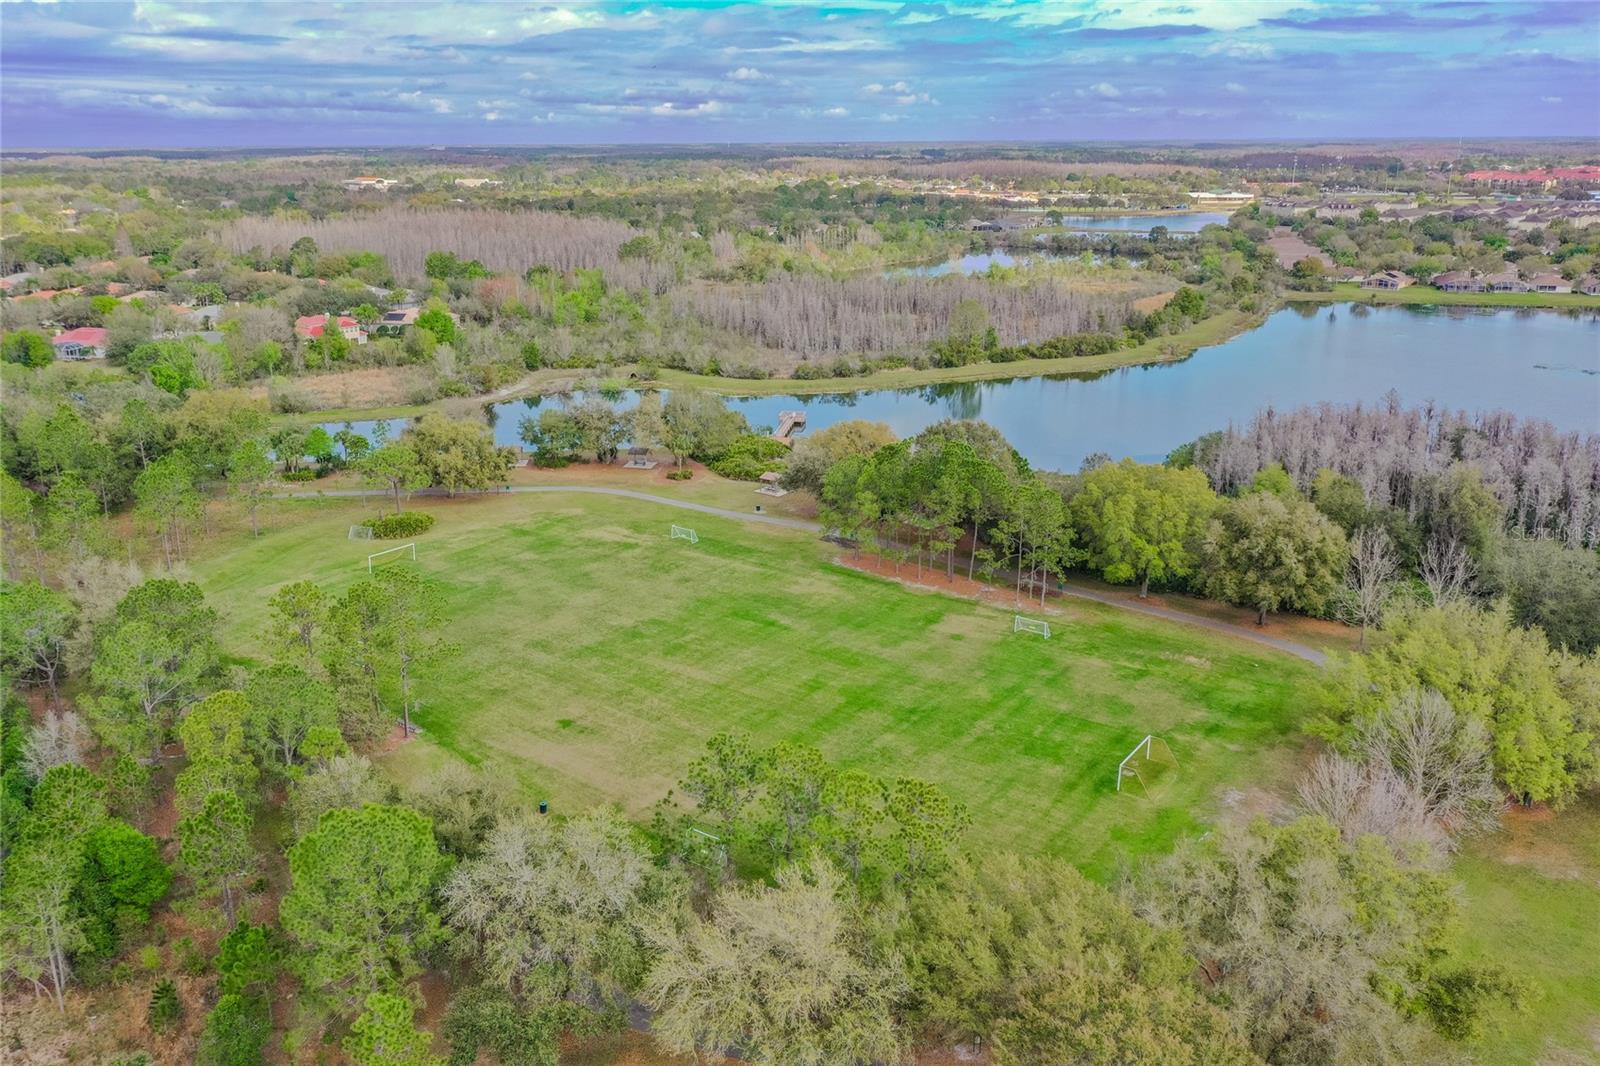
<box><xmin>2</xmin><ymin>1</ymin><xmax>1597</xmax><ymax>147</ymax></box>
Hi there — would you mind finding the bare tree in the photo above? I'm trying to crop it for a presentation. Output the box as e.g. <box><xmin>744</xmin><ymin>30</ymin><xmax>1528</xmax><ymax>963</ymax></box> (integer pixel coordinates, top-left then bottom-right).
<box><xmin>22</xmin><ymin>710</ymin><xmax>91</xmax><ymax>781</ymax></box>
<box><xmin>1353</xmin><ymin>689</ymin><xmax>1504</xmax><ymax>839</ymax></box>
<box><xmin>1419</xmin><ymin>535</ymin><xmax>1475</xmax><ymax>605</ymax></box>
<box><xmin>1297</xmin><ymin>753</ymin><xmax>1447</xmax><ymax>861</ymax></box>
<box><xmin>1341</xmin><ymin>526</ymin><xmax>1399</xmax><ymax>646</ymax></box>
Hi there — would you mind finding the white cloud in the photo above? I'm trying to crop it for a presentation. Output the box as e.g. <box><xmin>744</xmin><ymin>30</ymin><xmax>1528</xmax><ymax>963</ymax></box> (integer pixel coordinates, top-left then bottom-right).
<box><xmin>1224</xmin><ymin>81</ymin><xmax>1247</xmax><ymax>94</ymax></box>
<box><xmin>863</xmin><ymin>80</ymin><xmax>913</xmax><ymax>95</ymax></box>
<box><xmin>1076</xmin><ymin>81</ymin><xmax>1122</xmax><ymax>99</ymax></box>
<box><xmin>1204</xmin><ymin>39</ymin><xmax>1276</xmax><ymax>59</ymax></box>
<box><xmin>430</xmin><ymin>97</ymin><xmax>452</xmax><ymax>113</ymax></box>
<box><xmin>726</xmin><ymin>66</ymin><xmax>766</xmax><ymax>81</ymax></box>
<box><xmin>650</xmin><ymin>100</ymin><xmax>725</xmax><ymax>116</ymax></box>
<box><xmin>823</xmin><ymin>106</ymin><xmax>849</xmax><ymax>117</ymax></box>
<box><xmin>1541</xmin><ymin>95</ymin><xmax>1563</xmax><ymax>103</ymax></box>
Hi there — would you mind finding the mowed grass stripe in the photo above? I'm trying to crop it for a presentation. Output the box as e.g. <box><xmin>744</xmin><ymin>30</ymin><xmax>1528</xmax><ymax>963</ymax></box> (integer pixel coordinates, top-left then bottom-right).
<box><xmin>197</xmin><ymin>493</ymin><xmax>1316</xmax><ymax>877</ymax></box>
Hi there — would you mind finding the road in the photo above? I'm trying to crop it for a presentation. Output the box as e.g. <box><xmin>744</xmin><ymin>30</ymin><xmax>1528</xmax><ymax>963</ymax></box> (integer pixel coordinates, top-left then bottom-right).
<box><xmin>282</xmin><ymin>484</ymin><xmax>1328</xmax><ymax>664</ymax></box>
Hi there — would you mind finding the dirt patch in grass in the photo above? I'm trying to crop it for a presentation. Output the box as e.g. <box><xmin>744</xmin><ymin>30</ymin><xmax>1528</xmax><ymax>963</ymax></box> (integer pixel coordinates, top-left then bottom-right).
<box><xmin>1492</xmin><ymin>804</ymin><xmax>1594</xmax><ymax>884</ymax></box>
<box><xmin>245</xmin><ymin>365</ymin><xmax>436</xmax><ymax>410</ymax></box>
<box><xmin>835</xmin><ymin>552</ymin><xmax>1021</xmax><ymax>607</ymax></box>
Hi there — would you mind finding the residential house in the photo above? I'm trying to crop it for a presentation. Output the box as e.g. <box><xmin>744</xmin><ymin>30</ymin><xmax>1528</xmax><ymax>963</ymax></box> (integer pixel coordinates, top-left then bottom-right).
<box><xmin>1363</xmin><ymin>270</ymin><xmax>1414</xmax><ymax>290</ymax></box>
<box><xmin>1527</xmin><ymin>272</ymin><xmax>1572</xmax><ymax>294</ymax></box>
<box><xmin>1482</xmin><ymin>270</ymin><xmax>1527</xmax><ymax>293</ymax></box>
<box><xmin>1187</xmin><ymin>190</ymin><xmax>1255</xmax><ymax>206</ymax></box>
<box><xmin>1430</xmin><ymin>270</ymin><xmax>1483</xmax><ymax>292</ymax></box>
<box><xmin>453</xmin><ymin>178</ymin><xmax>503</xmax><ymax>188</ymax></box>
<box><xmin>379</xmin><ymin>307</ymin><xmax>420</xmax><ymax>328</ymax></box>
<box><xmin>1578</xmin><ymin>275</ymin><xmax>1600</xmax><ymax>296</ymax></box>
<box><xmin>294</xmin><ymin>314</ymin><xmax>367</xmax><ymax>344</ymax></box>
<box><xmin>341</xmin><ymin>176</ymin><xmax>398</xmax><ymax>192</ymax></box>
<box><xmin>52</xmin><ymin>326</ymin><xmax>108</xmax><ymax>360</ymax></box>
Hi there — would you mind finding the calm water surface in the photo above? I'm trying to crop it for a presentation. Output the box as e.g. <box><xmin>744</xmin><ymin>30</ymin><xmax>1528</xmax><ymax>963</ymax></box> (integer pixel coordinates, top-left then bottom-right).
<box><xmin>326</xmin><ymin>305</ymin><xmax>1600</xmax><ymax>473</ymax></box>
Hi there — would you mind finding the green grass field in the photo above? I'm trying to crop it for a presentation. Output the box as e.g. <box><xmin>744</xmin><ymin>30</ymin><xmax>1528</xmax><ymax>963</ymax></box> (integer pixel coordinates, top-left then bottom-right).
<box><xmin>1450</xmin><ymin>796</ymin><xmax>1600</xmax><ymax>1064</ymax></box>
<box><xmin>1285</xmin><ymin>282</ymin><xmax>1600</xmax><ymax>310</ymax></box>
<box><xmin>193</xmin><ymin>491</ymin><xmax>1315</xmax><ymax>876</ymax></box>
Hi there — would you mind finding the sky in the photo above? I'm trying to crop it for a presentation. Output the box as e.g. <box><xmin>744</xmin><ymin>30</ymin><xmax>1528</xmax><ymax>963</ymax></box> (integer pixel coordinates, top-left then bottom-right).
<box><xmin>2</xmin><ymin>1</ymin><xmax>1597</xmax><ymax>148</ymax></box>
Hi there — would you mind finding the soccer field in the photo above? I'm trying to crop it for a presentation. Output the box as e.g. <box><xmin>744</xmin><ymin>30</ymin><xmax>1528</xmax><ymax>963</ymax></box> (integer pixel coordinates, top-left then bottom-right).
<box><xmin>195</xmin><ymin>492</ymin><xmax>1318</xmax><ymax>876</ymax></box>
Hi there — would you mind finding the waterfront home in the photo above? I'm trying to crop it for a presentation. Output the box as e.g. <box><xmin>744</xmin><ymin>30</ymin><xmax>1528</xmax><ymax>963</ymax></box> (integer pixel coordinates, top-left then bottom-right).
<box><xmin>1527</xmin><ymin>272</ymin><xmax>1571</xmax><ymax>294</ymax></box>
<box><xmin>1482</xmin><ymin>270</ymin><xmax>1527</xmax><ymax>293</ymax></box>
<box><xmin>1578</xmin><ymin>275</ymin><xmax>1600</xmax><ymax>296</ymax></box>
<box><xmin>1431</xmin><ymin>270</ymin><xmax>1482</xmax><ymax>292</ymax></box>
<box><xmin>1363</xmin><ymin>270</ymin><xmax>1414</xmax><ymax>290</ymax></box>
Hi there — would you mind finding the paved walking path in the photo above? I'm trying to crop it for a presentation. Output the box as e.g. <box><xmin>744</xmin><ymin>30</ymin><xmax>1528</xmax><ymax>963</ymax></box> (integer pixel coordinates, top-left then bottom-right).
<box><xmin>282</xmin><ymin>484</ymin><xmax>1328</xmax><ymax>664</ymax></box>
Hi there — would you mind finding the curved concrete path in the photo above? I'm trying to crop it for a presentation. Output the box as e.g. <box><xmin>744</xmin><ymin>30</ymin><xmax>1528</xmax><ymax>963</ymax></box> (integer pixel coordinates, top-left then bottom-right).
<box><xmin>282</xmin><ymin>484</ymin><xmax>1327</xmax><ymax>664</ymax></box>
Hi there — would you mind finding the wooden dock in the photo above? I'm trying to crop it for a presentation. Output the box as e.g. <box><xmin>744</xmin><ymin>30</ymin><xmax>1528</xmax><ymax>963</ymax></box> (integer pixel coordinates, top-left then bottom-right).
<box><xmin>772</xmin><ymin>409</ymin><xmax>807</xmax><ymax>444</ymax></box>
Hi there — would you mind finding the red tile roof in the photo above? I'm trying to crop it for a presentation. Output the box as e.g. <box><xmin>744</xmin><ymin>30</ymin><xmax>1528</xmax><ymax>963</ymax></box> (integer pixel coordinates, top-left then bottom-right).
<box><xmin>294</xmin><ymin>314</ymin><xmax>359</xmax><ymax>338</ymax></box>
<box><xmin>52</xmin><ymin>327</ymin><xmax>108</xmax><ymax>347</ymax></box>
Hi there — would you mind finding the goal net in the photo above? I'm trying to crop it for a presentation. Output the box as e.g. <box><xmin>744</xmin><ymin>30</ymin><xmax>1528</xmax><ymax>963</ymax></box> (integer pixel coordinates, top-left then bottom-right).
<box><xmin>1013</xmin><ymin>615</ymin><xmax>1051</xmax><ymax>638</ymax></box>
<box><xmin>348</xmin><ymin>524</ymin><xmax>374</xmax><ymax>540</ymax></box>
<box><xmin>670</xmin><ymin>524</ymin><xmax>699</xmax><ymax>544</ymax></box>
<box><xmin>1116</xmin><ymin>734</ymin><xmax>1179</xmax><ymax>795</ymax></box>
<box><xmin>366</xmin><ymin>542</ymin><xmax>417</xmax><ymax>572</ymax></box>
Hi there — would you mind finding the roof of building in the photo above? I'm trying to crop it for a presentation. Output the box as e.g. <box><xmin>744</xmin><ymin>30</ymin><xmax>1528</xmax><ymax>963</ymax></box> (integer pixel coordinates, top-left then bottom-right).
<box><xmin>294</xmin><ymin>313</ymin><xmax>360</xmax><ymax>337</ymax></box>
<box><xmin>52</xmin><ymin>326</ymin><xmax>108</xmax><ymax>346</ymax></box>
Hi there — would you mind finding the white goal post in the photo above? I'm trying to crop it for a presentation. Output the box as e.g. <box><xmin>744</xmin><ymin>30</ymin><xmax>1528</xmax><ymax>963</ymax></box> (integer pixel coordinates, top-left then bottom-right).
<box><xmin>348</xmin><ymin>524</ymin><xmax>374</xmax><ymax>540</ymax></box>
<box><xmin>367</xmin><ymin>542</ymin><xmax>417</xmax><ymax>572</ymax></box>
<box><xmin>1013</xmin><ymin>615</ymin><xmax>1051</xmax><ymax>638</ymax></box>
<box><xmin>670</xmin><ymin>524</ymin><xmax>699</xmax><ymax>544</ymax></box>
<box><xmin>1116</xmin><ymin>734</ymin><xmax>1178</xmax><ymax>792</ymax></box>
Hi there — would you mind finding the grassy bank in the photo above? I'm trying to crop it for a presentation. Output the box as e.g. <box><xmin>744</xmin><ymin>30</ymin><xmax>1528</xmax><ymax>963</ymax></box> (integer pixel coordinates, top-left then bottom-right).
<box><xmin>1285</xmin><ymin>282</ymin><xmax>1600</xmax><ymax>310</ymax></box>
<box><xmin>193</xmin><ymin>490</ymin><xmax>1316</xmax><ymax>879</ymax></box>
<box><xmin>655</xmin><ymin>308</ymin><xmax>1263</xmax><ymax>397</ymax></box>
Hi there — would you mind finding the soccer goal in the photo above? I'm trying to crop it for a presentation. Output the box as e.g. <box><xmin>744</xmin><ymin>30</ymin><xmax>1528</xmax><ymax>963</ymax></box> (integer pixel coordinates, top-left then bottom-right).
<box><xmin>670</xmin><ymin>524</ymin><xmax>699</xmax><ymax>545</ymax></box>
<box><xmin>683</xmin><ymin>826</ymin><xmax>726</xmax><ymax>870</ymax></box>
<box><xmin>348</xmin><ymin>524</ymin><xmax>374</xmax><ymax>541</ymax></box>
<box><xmin>1013</xmin><ymin>615</ymin><xmax>1051</xmax><ymax>638</ymax></box>
<box><xmin>1116</xmin><ymin>734</ymin><xmax>1179</xmax><ymax>794</ymax></box>
<box><xmin>366</xmin><ymin>542</ymin><xmax>417</xmax><ymax>573</ymax></box>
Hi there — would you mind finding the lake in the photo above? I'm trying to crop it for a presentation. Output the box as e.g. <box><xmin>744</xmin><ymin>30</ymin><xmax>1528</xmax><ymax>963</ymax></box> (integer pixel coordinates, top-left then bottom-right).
<box><xmin>1045</xmin><ymin>211</ymin><xmax>1230</xmax><ymax>233</ymax></box>
<box><xmin>886</xmin><ymin>249</ymin><xmax>1136</xmax><ymax>278</ymax></box>
<box><xmin>323</xmin><ymin>304</ymin><xmax>1600</xmax><ymax>473</ymax></box>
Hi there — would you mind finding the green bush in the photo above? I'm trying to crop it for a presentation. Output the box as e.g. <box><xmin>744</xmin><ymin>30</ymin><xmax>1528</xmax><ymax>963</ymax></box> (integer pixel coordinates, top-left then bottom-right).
<box><xmin>667</xmin><ymin>468</ymin><xmax>693</xmax><ymax>481</ymax></box>
<box><xmin>147</xmin><ymin>979</ymin><xmax>181</xmax><ymax>1034</ymax></box>
<box><xmin>708</xmin><ymin>434</ymin><xmax>788</xmax><ymax>481</ymax></box>
<box><xmin>362</xmin><ymin>512</ymin><xmax>436</xmax><ymax>538</ymax></box>
<box><xmin>281</xmin><ymin>469</ymin><xmax>318</xmax><ymax>482</ymax></box>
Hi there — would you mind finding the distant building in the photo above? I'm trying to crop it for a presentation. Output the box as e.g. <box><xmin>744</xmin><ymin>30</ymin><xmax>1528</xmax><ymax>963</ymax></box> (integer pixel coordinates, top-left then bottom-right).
<box><xmin>1430</xmin><ymin>270</ymin><xmax>1483</xmax><ymax>292</ymax></box>
<box><xmin>1481</xmin><ymin>270</ymin><xmax>1526</xmax><ymax>293</ymax></box>
<box><xmin>342</xmin><ymin>176</ymin><xmax>399</xmax><ymax>192</ymax></box>
<box><xmin>1527</xmin><ymin>272</ymin><xmax>1571</xmax><ymax>294</ymax></box>
<box><xmin>52</xmin><ymin>326</ymin><xmax>108</xmax><ymax>360</ymax></box>
<box><xmin>1187</xmin><ymin>190</ymin><xmax>1255</xmax><ymax>206</ymax></box>
<box><xmin>1363</xmin><ymin>270</ymin><xmax>1414</xmax><ymax>290</ymax></box>
<box><xmin>453</xmin><ymin>177</ymin><xmax>503</xmax><ymax>188</ymax></box>
<box><xmin>1578</xmin><ymin>275</ymin><xmax>1600</xmax><ymax>296</ymax></box>
<box><xmin>294</xmin><ymin>314</ymin><xmax>367</xmax><ymax>344</ymax></box>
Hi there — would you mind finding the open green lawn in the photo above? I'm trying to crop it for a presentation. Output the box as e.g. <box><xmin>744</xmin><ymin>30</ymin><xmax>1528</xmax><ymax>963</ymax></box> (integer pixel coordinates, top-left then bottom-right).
<box><xmin>194</xmin><ymin>491</ymin><xmax>1316</xmax><ymax>876</ymax></box>
<box><xmin>1451</xmin><ymin>796</ymin><xmax>1600</xmax><ymax>1065</ymax></box>
<box><xmin>1285</xmin><ymin>282</ymin><xmax>1600</xmax><ymax>310</ymax></box>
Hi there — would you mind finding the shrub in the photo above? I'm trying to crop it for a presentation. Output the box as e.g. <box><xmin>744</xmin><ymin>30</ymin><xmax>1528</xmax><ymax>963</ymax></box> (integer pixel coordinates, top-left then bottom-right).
<box><xmin>147</xmin><ymin>979</ymin><xmax>181</xmax><ymax>1033</ymax></box>
<box><xmin>708</xmin><ymin>434</ymin><xmax>789</xmax><ymax>481</ymax></box>
<box><xmin>667</xmin><ymin>469</ymin><xmax>693</xmax><ymax>481</ymax></box>
<box><xmin>362</xmin><ymin>512</ymin><xmax>436</xmax><ymax>538</ymax></box>
<box><xmin>281</xmin><ymin>469</ymin><xmax>318</xmax><ymax>482</ymax></box>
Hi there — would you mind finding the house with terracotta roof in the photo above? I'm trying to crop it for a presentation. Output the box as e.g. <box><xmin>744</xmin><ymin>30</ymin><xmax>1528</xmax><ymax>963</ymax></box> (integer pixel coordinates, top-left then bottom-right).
<box><xmin>1482</xmin><ymin>270</ymin><xmax>1527</xmax><ymax>293</ymax></box>
<box><xmin>294</xmin><ymin>314</ymin><xmax>367</xmax><ymax>344</ymax></box>
<box><xmin>52</xmin><ymin>326</ymin><xmax>108</xmax><ymax>360</ymax></box>
<box><xmin>1363</xmin><ymin>270</ymin><xmax>1414</xmax><ymax>290</ymax></box>
<box><xmin>1527</xmin><ymin>272</ymin><xmax>1571</xmax><ymax>294</ymax></box>
<box><xmin>1430</xmin><ymin>270</ymin><xmax>1483</xmax><ymax>292</ymax></box>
